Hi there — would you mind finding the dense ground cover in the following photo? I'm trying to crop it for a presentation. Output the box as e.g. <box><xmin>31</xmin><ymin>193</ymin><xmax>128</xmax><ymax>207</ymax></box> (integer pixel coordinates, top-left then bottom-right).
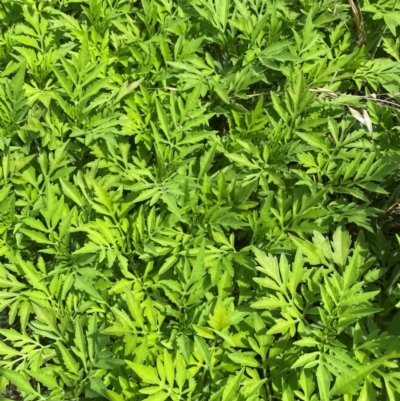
<box><xmin>1</xmin><ymin>0</ymin><xmax>400</xmax><ymax>400</ymax></box>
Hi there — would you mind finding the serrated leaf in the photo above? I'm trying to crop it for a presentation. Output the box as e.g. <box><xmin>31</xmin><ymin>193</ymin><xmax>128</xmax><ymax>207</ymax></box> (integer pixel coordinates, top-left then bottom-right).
<box><xmin>125</xmin><ymin>288</ymin><xmax>144</xmax><ymax>328</ymax></box>
<box><xmin>144</xmin><ymin>392</ymin><xmax>169</xmax><ymax>401</ymax></box>
<box><xmin>343</xmin><ymin>245</ymin><xmax>360</xmax><ymax>291</ymax></box>
<box><xmin>317</xmin><ymin>363</ymin><xmax>330</xmax><ymax>401</ymax></box>
<box><xmin>222</xmin><ymin>368</ymin><xmax>244</xmax><ymax>401</ymax></box>
<box><xmin>251</xmin><ymin>296</ymin><xmax>288</xmax><ymax>309</ymax></box>
<box><xmin>267</xmin><ymin>318</ymin><xmax>296</xmax><ymax>335</ymax></box>
<box><xmin>20</xmin><ymin>228</ymin><xmax>53</xmax><ymax>245</ymax></box>
<box><xmin>60</xmin><ymin>178</ymin><xmax>85</xmax><ymax>207</ymax></box>
<box><xmin>216</xmin><ymin>0</ymin><xmax>230</xmax><ymax>30</ymax></box>
<box><xmin>228</xmin><ymin>352</ymin><xmax>260</xmax><ymax>367</ymax></box>
<box><xmin>0</xmin><ymin>340</ymin><xmax>19</xmax><ymax>357</ymax></box>
<box><xmin>199</xmin><ymin>142</ymin><xmax>217</xmax><ymax>178</ymax></box>
<box><xmin>185</xmin><ymin>80</ymin><xmax>203</xmax><ymax>114</ymax></box>
<box><xmin>57</xmin><ymin>342</ymin><xmax>80</xmax><ymax>375</ymax></box>
<box><xmin>177</xmin><ymin>335</ymin><xmax>191</xmax><ymax>363</ymax></box>
<box><xmin>26</xmin><ymin>370</ymin><xmax>59</xmax><ymax>390</ymax></box>
<box><xmin>331</xmin><ymin>359</ymin><xmax>382</xmax><ymax>395</ymax></box>
<box><xmin>331</xmin><ymin>226</ymin><xmax>351</xmax><ymax>268</ymax></box>
<box><xmin>291</xmin><ymin>352</ymin><xmax>319</xmax><ymax>369</ymax></box>
<box><xmin>194</xmin><ymin>336</ymin><xmax>211</xmax><ymax>369</ymax></box>
<box><xmin>74</xmin><ymin>275</ymin><xmax>103</xmax><ymax>301</ymax></box>
<box><xmin>73</xmin><ymin>243</ymin><xmax>101</xmax><ymax>255</ymax></box>
<box><xmin>189</xmin><ymin>239</ymin><xmax>206</xmax><ymax>284</ymax></box>
<box><xmin>209</xmin><ymin>298</ymin><xmax>230</xmax><ymax>331</ymax></box>
<box><xmin>126</xmin><ymin>361</ymin><xmax>160</xmax><ymax>385</ymax></box>
<box><xmin>0</xmin><ymin>368</ymin><xmax>37</xmax><ymax>395</ymax></box>
<box><xmin>134</xmin><ymin>188</ymin><xmax>159</xmax><ymax>204</ymax></box>
<box><xmin>156</xmin><ymin>99</ymin><xmax>170</xmax><ymax>137</ymax></box>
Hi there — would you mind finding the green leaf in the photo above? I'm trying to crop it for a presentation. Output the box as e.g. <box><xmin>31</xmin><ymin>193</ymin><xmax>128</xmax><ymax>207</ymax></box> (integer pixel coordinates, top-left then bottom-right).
<box><xmin>179</xmin><ymin>131</ymin><xmax>215</xmax><ymax>145</ymax></box>
<box><xmin>228</xmin><ymin>352</ymin><xmax>260</xmax><ymax>367</ymax></box>
<box><xmin>12</xmin><ymin>60</ymin><xmax>26</xmax><ymax>100</ymax></box>
<box><xmin>144</xmin><ymin>392</ymin><xmax>169</xmax><ymax>401</ymax></box>
<box><xmin>53</xmin><ymin>66</ymin><xmax>74</xmax><ymax>98</ymax></box>
<box><xmin>175</xmin><ymin>351</ymin><xmax>186</xmax><ymax>389</ymax></box>
<box><xmin>343</xmin><ymin>245</ymin><xmax>360</xmax><ymax>292</ymax></box>
<box><xmin>0</xmin><ymin>368</ymin><xmax>38</xmax><ymax>395</ymax></box>
<box><xmin>291</xmin><ymin>352</ymin><xmax>319</xmax><ymax>369</ymax></box>
<box><xmin>125</xmin><ymin>287</ymin><xmax>144</xmax><ymax>328</ymax></box>
<box><xmin>0</xmin><ymin>340</ymin><xmax>19</xmax><ymax>357</ymax></box>
<box><xmin>57</xmin><ymin>342</ymin><xmax>80</xmax><ymax>375</ymax></box>
<box><xmin>134</xmin><ymin>188</ymin><xmax>159</xmax><ymax>204</ymax></box>
<box><xmin>317</xmin><ymin>363</ymin><xmax>330</xmax><ymax>401</ymax></box>
<box><xmin>384</xmin><ymin>12</ymin><xmax>400</xmax><ymax>36</ymax></box>
<box><xmin>331</xmin><ymin>226</ymin><xmax>351</xmax><ymax>268</ymax></box>
<box><xmin>177</xmin><ymin>335</ymin><xmax>191</xmax><ymax>363</ymax></box>
<box><xmin>222</xmin><ymin>368</ymin><xmax>244</xmax><ymax>401</ymax></box>
<box><xmin>74</xmin><ymin>318</ymin><xmax>86</xmax><ymax>361</ymax></box>
<box><xmin>189</xmin><ymin>239</ymin><xmax>206</xmax><ymax>284</ymax></box>
<box><xmin>159</xmin><ymin>254</ymin><xmax>179</xmax><ymax>275</ymax></box>
<box><xmin>19</xmin><ymin>228</ymin><xmax>53</xmax><ymax>245</ymax></box>
<box><xmin>267</xmin><ymin>318</ymin><xmax>296</xmax><ymax>335</ymax></box>
<box><xmin>156</xmin><ymin>99</ymin><xmax>170</xmax><ymax>137</ymax></box>
<box><xmin>79</xmin><ymin>30</ymin><xmax>90</xmax><ymax>71</ymax></box>
<box><xmin>23</xmin><ymin>217</ymin><xmax>48</xmax><ymax>232</ymax></box>
<box><xmin>216</xmin><ymin>0</ymin><xmax>230</xmax><ymax>30</ymax></box>
<box><xmin>212</xmin><ymin>80</ymin><xmax>230</xmax><ymax>104</ymax></box>
<box><xmin>251</xmin><ymin>296</ymin><xmax>288</xmax><ymax>310</ymax></box>
<box><xmin>161</xmin><ymin>194</ymin><xmax>181</xmax><ymax>219</ymax></box>
<box><xmin>90</xmin><ymin>377</ymin><xmax>108</xmax><ymax>399</ymax></box>
<box><xmin>253</xmin><ymin>248</ymin><xmax>281</xmax><ymax>284</ymax></box>
<box><xmin>81</xmin><ymin>77</ymin><xmax>111</xmax><ymax>102</ymax></box>
<box><xmin>60</xmin><ymin>178</ymin><xmax>85</xmax><ymax>207</ymax></box>
<box><xmin>289</xmin><ymin>249</ymin><xmax>304</xmax><ymax>296</ymax></box>
<box><xmin>357</xmin><ymin>379</ymin><xmax>376</xmax><ymax>401</ymax></box>
<box><xmin>296</xmin><ymin>132</ymin><xmax>329</xmax><ymax>154</ymax></box>
<box><xmin>163</xmin><ymin>349</ymin><xmax>174</xmax><ymax>386</ymax></box>
<box><xmin>107</xmin><ymin>390</ymin><xmax>125</xmax><ymax>401</ymax></box>
<box><xmin>199</xmin><ymin>142</ymin><xmax>217</xmax><ymax>179</ymax></box>
<box><xmin>194</xmin><ymin>335</ymin><xmax>211</xmax><ymax>369</ymax></box>
<box><xmin>185</xmin><ymin>80</ymin><xmax>203</xmax><ymax>114</ymax></box>
<box><xmin>74</xmin><ymin>275</ymin><xmax>104</xmax><ymax>301</ymax></box>
<box><xmin>126</xmin><ymin>361</ymin><xmax>160</xmax><ymax>385</ymax></box>
<box><xmin>331</xmin><ymin>359</ymin><xmax>383</xmax><ymax>396</ymax></box>
<box><xmin>26</xmin><ymin>370</ymin><xmax>59</xmax><ymax>390</ymax></box>
<box><xmin>73</xmin><ymin>242</ymin><xmax>101</xmax><ymax>255</ymax></box>
<box><xmin>209</xmin><ymin>298</ymin><xmax>230</xmax><ymax>331</ymax></box>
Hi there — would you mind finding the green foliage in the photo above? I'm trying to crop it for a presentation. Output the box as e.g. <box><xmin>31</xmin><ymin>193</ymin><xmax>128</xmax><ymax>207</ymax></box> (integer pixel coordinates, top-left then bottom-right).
<box><xmin>1</xmin><ymin>0</ymin><xmax>400</xmax><ymax>400</ymax></box>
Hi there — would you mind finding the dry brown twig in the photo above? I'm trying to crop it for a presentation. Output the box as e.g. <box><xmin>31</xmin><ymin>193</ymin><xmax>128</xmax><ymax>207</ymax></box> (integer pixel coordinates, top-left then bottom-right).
<box><xmin>348</xmin><ymin>0</ymin><xmax>366</xmax><ymax>48</ymax></box>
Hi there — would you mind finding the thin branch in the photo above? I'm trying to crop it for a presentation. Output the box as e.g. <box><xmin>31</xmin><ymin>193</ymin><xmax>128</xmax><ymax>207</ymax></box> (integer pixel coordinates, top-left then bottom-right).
<box><xmin>381</xmin><ymin>196</ymin><xmax>400</xmax><ymax>218</ymax></box>
<box><xmin>309</xmin><ymin>88</ymin><xmax>400</xmax><ymax>111</ymax></box>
